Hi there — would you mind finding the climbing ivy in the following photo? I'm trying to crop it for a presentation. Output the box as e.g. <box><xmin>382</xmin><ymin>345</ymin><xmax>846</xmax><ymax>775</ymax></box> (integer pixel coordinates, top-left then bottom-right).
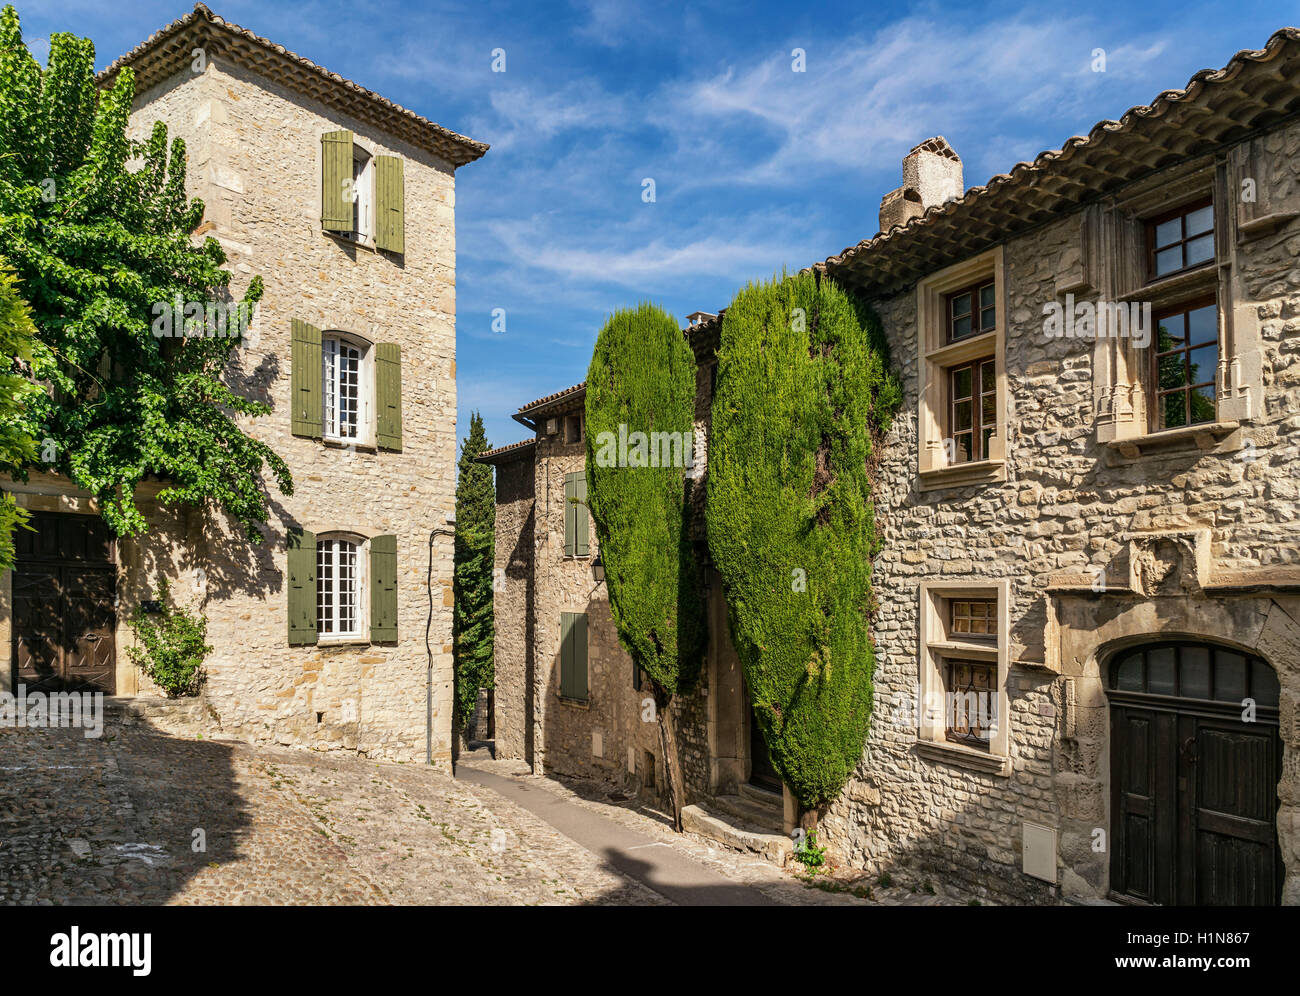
<box><xmin>706</xmin><ymin>271</ymin><xmax>900</xmax><ymax>810</ymax></box>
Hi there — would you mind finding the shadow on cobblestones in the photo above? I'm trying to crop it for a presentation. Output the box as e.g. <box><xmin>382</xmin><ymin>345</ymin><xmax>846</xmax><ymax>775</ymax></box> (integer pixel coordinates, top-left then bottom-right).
<box><xmin>0</xmin><ymin>718</ymin><xmax>251</xmax><ymax>905</ymax></box>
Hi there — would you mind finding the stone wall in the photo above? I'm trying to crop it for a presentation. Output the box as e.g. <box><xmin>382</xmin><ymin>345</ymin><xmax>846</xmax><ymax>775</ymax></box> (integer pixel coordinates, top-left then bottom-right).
<box><xmin>815</xmin><ymin>118</ymin><xmax>1300</xmax><ymax>903</ymax></box>
<box><xmin>491</xmin><ymin>453</ymin><xmax>534</xmax><ymax>763</ymax></box>
<box><xmin>1</xmin><ymin>56</ymin><xmax>463</xmax><ymax>767</ymax></box>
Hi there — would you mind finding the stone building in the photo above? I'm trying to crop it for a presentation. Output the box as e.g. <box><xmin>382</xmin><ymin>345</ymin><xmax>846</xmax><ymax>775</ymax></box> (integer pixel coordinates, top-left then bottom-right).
<box><xmin>484</xmin><ymin>28</ymin><xmax>1300</xmax><ymax>903</ymax></box>
<box><xmin>0</xmin><ymin>5</ymin><xmax>485</xmax><ymax>767</ymax></box>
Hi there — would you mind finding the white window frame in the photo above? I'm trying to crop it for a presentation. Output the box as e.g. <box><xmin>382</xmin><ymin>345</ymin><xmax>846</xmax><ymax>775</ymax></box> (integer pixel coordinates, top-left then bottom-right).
<box><xmin>322</xmin><ymin>332</ymin><xmax>374</xmax><ymax>445</ymax></box>
<box><xmin>351</xmin><ymin>146</ymin><xmax>374</xmax><ymax>245</ymax></box>
<box><xmin>916</xmin><ymin>579</ymin><xmax>1011</xmax><ymax>776</ymax></box>
<box><xmin>316</xmin><ymin>532</ymin><xmax>369</xmax><ymax>643</ymax></box>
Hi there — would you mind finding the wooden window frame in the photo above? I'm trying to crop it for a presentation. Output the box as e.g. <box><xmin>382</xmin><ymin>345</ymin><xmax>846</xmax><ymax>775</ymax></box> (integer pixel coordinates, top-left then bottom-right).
<box><xmin>1149</xmin><ymin>295</ymin><xmax>1219</xmax><ymax>433</ymax></box>
<box><xmin>945</xmin><ymin>657</ymin><xmax>999</xmax><ymax>748</ymax></box>
<box><xmin>1145</xmin><ymin>196</ymin><xmax>1214</xmax><ymax>282</ymax></box>
<box><xmin>946</xmin><ymin>356</ymin><xmax>997</xmax><ymax>464</ymax></box>
<box><xmin>945</xmin><ymin>280</ymin><xmax>996</xmax><ymax>344</ymax></box>
<box><xmin>917</xmin><ymin>580</ymin><xmax>1011</xmax><ymax>774</ymax></box>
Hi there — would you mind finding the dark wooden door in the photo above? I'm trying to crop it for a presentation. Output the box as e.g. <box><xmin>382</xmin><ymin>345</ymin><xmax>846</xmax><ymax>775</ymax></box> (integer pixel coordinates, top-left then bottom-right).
<box><xmin>749</xmin><ymin>705</ymin><xmax>782</xmax><ymax>793</ymax></box>
<box><xmin>12</xmin><ymin>512</ymin><xmax>117</xmax><ymax>694</ymax></box>
<box><xmin>1109</xmin><ymin>642</ymin><xmax>1281</xmax><ymax>906</ymax></box>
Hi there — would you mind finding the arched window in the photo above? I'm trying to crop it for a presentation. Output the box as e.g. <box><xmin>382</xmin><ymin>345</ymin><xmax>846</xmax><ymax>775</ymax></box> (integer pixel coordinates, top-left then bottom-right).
<box><xmin>316</xmin><ymin>534</ymin><xmax>367</xmax><ymax>638</ymax></box>
<box><xmin>1109</xmin><ymin>640</ymin><xmax>1278</xmax><ymax>708</ymax></box>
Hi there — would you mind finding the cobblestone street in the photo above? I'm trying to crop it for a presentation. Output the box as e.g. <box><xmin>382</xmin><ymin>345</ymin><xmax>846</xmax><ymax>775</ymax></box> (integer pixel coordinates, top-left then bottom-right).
<box><xmin>0</xmin><ymin>719</ymin><xmax>964</xmax><ymax>906</ymax></box>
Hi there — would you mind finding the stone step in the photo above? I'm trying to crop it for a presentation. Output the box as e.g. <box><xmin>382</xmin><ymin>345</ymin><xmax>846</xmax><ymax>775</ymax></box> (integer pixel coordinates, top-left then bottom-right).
<box><xmin>737</xmin><ymin>781</ymin><xmax>784</xmax><ymax>811</ymax></box>
<box><xmin>681</xmin><ymin>802</ymin><xmax>792</xmax><ymax>867</ymax></box>
<box><xmin>710</xmin><ymin>791</ymin><xmax>782</xmax><ymax>830</ymax></box>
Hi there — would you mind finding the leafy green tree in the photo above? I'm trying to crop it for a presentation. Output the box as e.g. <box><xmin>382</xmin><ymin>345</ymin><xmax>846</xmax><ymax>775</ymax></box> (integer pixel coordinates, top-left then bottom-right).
<box><xmin>0</xmin><ymin>261</ymin><xmax>45</xmax><ymax>568</ymax></box>
<box><xmin>585</xmin><ymin>303</ymin><xmax>705</xmax><ymax>830</ymax></box>
<box><xmin>453</xmin><ymin>412</ymin><xmax>495</xmax><ymax>738</ymax></box>
<box><xmin>0</xmin><ymin>6</ymin><xmax>290</xmax><ymax>542</ymax></box>
<box><xmin>707</xmin><ymin>271</ymin><xmax>900</xmax><ymax>813</ymax></box>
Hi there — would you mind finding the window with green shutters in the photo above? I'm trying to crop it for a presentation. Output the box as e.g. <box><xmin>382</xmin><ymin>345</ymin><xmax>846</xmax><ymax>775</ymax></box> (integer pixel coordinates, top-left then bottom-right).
<box><xmin>321</xmin><ymin>130</ymin><xmax>354</xmax><ymax>234</ymax></box>
<box><xmin>369</xmin><ymin>534</ymin><xmax>398</xmax><ymax>642</ymax></box>
<box><xmin>374</xmin><ymin>155</ymin><xmax>405</xmax><ymax>255</ymax></box>
<box><xmin>287</xmin><ymin>530</ymin><xmax>397</xmax><ymax>646</ymax></box>
<box><xmin>287</xmin><ymin>528</ymin><xmax>318</xmax><ymax>645</ymax></box>
<box><xmin>321</xmin><ymin>131</ymin><xmax>405</xmax><ymax>258</ymax></box>
<box><xmin>563</xmin><ymin>471</ymin><xmax>589</xmax><ymax>557</ymax></box>
<box><xmin>560</xmin><ymin>611</ymin><xmax>589</xmax><ymax>701</ymax></box>
<box><xmin>291</xmin><ymin>321</ymin><xmax>403</xmax><ymax>451</ymax></box>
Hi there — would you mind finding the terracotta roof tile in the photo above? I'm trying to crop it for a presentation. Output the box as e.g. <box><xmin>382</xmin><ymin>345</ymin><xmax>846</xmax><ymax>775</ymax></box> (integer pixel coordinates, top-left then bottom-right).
<box><xmin>99</xmin><ymin>4</ymin><xmax>487</xmax><ymax>168</ymax></box>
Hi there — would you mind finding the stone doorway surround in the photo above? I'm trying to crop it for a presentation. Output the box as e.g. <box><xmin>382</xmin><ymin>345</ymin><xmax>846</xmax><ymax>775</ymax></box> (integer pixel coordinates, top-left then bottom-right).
<box><xmin>1047</xmin><ymin>529</ymin><xmax>1300</xmax><ymax>904</ymax></box>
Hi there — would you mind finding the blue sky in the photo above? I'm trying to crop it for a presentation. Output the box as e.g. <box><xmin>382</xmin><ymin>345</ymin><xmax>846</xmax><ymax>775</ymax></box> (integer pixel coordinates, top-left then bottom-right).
<box><xmin>14</xmin><ymin>0</ymin><xmax>1300</xmax><ymax>449</ymax></box>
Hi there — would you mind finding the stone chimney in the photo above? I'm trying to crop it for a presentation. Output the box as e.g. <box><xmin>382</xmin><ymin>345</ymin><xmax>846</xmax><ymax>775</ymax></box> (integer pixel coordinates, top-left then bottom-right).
<box><xmin>878</xmin><ymin>136</ymin><xmax>963</xmax><ymax>234</ymax></box>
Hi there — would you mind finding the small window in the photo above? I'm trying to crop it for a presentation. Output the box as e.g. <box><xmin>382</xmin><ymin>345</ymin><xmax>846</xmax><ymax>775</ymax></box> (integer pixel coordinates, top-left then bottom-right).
<box><xmin>1147</xmin><ymin>198</ymin><xmax>1214</xmax><ymax>280</ymax></box>
<box><xmin>352</xmin><ymin>148</ymin><xmax>373</xmax><ymax>243</ymax></box>
<box><xmin>947</xmin><ymin>357</ymin><xmax>996</xmax><ymax>463</ymax></box>
<box><xmin>565</xmin><ymin>413</ymin><xmax>583</xmax><ymax>445</ymax></box>
<box><xmin>951</xmin><ymin>599</ymin><xmax>996</xmax><ymax>639</ymax></box>
<box><xmin>317</xmin><ymin>536</ymin><xmax>364</xmax><ymax>638</ymax></box>
<box><xmin>946</xmin><ymin>659</ymin><xmax>998</xmax><ymax>747</ymax></box>
<box><xmin>1153</xmin><ymin>298</ymin><xmax>1217</xmax><ymax>430</ymax></box>
<box><xmin>946</xmin><ymin>280</ymin><xmax>996</xmax><ymax>343</ymax></box>
<box><xmin>323</xmin><ymin>334</ymin><xmax>372</xmax><ymax>442</ymax></box>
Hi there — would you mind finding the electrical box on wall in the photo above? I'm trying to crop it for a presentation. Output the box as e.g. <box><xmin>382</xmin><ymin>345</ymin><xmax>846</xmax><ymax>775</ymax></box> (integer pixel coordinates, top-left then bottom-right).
<box><xmin>1022</xmin><ymin>822</ymin><xmax>1058</xmax><ymax>883</ymax></box>
<box><xmin>545</xmin><ymin>417</ymin><xmax>558</xmax><ymax>435</ymax></box>
<box><xmin>591</xmin><ymin>730</ymin><xmax>603</xmax><ymax>759</ymax></box>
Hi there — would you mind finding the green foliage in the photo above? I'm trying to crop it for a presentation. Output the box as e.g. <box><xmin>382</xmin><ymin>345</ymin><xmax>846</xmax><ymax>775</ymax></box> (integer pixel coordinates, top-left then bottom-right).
<box><xmin>706</xmin><ymin>270</ymin><xmax>901</xmax><ymax>809</ymax></box>
<box><xmin>127</xmin><ymin>577</ymin><xmax>212</xmax><ymax>697</ymax></box>
<box><xmin>453</xmin><ymin>412</ymin><xmax>495</xmax><ymax>732</ymax></box>
<box><xmin>0</xmin><ymin>260</ymin><xmax>43</xmax><ymax>569</ymax></box>
<box><xmin>792</xmin><ymin>828</ymin><xmax>827</xmax><ymax>871</ymax></box>
<box><xmin>584</xmin><ymin>303</ymin><xmax>705</xmax><ymax>697</ymax></box>
<box><xmin>0</xmin><ymin>6</ymin><xmax>291</xmax><ymax>542</ymax></box>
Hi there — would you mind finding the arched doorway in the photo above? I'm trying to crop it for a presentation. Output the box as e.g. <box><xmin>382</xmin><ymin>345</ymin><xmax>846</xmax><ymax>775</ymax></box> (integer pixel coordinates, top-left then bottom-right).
<box><xmin>1108</xmin><ymin>640</ymin><xmax>1283</xmax><ymax>905</ymax></box>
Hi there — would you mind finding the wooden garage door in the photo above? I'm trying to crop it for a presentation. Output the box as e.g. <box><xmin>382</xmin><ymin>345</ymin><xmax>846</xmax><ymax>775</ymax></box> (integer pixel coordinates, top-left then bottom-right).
<box><xmin>12</xmin><ymin>512</ymin><xmax>117</xmax><ymax>694</ymax></box>
<box><xmin>1109</xmin><ymin>641</ymin><xmax>1282</xmax><ymax>905</ymax></box>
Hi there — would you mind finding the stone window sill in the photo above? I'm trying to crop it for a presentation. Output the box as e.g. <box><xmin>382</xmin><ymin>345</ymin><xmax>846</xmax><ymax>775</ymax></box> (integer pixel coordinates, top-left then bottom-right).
<box><xmin>1106</xmin><ymin>420</ymin><xmax>1239</xmax><ymax>458</ymax></box>
<box><xmin>915</xmin><ymin>738</ymin><xmax>1011</xmax><ymax>776</ymax></box>
<box><xmin>323</xmin><ymin>229</ymin><xmax>378</xmax><ymax>253</ymax></box>
<box><xmin>918</xmin><ymin>459</ymin><xmax>1006</xmax><ymax>492</ymax></box>
<box><xmin>317</xmin><ymin>636</ymin><xmax>370</xmax><ymax>648</ymax></box>
<box><xmin>323</xmin><ymin>436</ymin><xmax>378</xmax><ymax>453</ymax></box>
<box><xmin>557</xmin><ymin>695</ymin><xmax>590</xmax><ymax>709</ymax></box>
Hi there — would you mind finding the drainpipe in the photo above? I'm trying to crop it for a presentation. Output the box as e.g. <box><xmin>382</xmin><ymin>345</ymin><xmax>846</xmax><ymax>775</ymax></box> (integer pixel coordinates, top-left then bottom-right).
<box><xmin>426</xmin><ymin>515</ymin><xmax>455</xmax><ymax>765</ymax></box>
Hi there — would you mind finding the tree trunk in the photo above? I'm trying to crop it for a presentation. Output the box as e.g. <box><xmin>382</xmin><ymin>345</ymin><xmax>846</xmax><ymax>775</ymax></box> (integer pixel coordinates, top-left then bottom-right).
<box><xmin>656</xmin><ymin>688</ymin><xmax>687</xmax><ymax>831</ymax></box>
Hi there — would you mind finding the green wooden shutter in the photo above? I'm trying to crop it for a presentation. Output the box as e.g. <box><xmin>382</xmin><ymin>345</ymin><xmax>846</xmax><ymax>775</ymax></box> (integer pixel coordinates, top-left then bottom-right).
<box><xmin>573</xmin><ymin>613</ymin><xmax>588</xmax><ymax>700</ymax></box>
<box><xmin>563</xmin><ymin>474</ymin><xmax>576</xmax><ymax>556</ymax></box>
<box><xmin>369</xmin><ymin>534</ymin><xmax>398</xmax><ymax>643</ymax></box>
<box><xmin>560</xmin><ymin>612</ymin><xmax>574</xmax><ymax>697</ymax></box>
<box><xmin>291</xmin><ymin>319</ymin><xmax>322</xmax><ymax>438</ymax></box>
<box><xmin>575</xmin><ymin>472</ymin><xmax>589</xmax><ymax>557</ymax></box>
<box><xmin>287</xmin><ymin>528</ymin><xmax>318</xmax><ymax>645</ymax></box>
<box><xmin>321</xmin><ymin>130</ymin><xmax>354</xmax><ymax>233</ymax></box>
<box><xmin>376</xmin><ymin>342</ymin><xmax>403</xmax><ymax>451</ymax></box>
<box><xmin>374</xmin><ymin>155</ymin><xmax>405</xmax><ymax>255</ymax></box>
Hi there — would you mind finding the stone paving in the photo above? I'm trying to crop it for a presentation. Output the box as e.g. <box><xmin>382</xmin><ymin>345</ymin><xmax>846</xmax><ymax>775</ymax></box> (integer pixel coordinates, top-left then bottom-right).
<box><xmin>0</xmin><ymin>719</ymin><xmax>966</xmax><ymax>905</ymax></box>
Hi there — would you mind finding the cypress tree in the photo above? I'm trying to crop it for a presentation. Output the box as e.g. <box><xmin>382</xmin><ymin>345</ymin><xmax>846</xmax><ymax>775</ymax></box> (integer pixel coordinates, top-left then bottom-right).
<box><xmin>585</xmin><ymin>303</ymin><xmax>705</xmax><ymax>830</ymax></box>
<box><xmin>453</xmin><ymin>412</ymin><xmax>495</xmax><ymax>739</ymax></box>
<box><xmin>706</xmin><ymin>271</ymin><xmax>900</xmax><ymax>812</ymax></box>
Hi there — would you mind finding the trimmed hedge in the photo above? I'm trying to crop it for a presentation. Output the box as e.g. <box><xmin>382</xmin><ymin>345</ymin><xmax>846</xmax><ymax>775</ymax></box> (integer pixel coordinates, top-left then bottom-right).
<box><xmin>706</xmin><ymin>271</ymin><xmax>900</xmax><ymax>808</ymax></box>
<box><xmin>584</xmin><ymin>303</ymin><xmax>705</xmax><ymax>697</ymax></box>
